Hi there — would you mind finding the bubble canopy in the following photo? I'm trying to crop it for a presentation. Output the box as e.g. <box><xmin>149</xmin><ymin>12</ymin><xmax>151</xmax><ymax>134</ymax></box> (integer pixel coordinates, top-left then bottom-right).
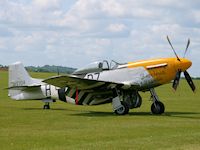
<box><xmin>73</xmin><ymin>60</ymin><xmax>123</xmax><ymax>75</ymax></box>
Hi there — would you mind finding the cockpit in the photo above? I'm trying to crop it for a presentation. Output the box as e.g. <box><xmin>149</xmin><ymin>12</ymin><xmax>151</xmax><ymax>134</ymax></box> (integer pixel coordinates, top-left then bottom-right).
<box><xmin>72</xmin><ymin>60</ymin><xmax>124</xmax><ymax>76</ymax></box>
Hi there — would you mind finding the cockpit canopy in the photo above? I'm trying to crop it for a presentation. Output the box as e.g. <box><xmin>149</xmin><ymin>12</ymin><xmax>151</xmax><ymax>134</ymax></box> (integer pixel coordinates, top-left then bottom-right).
<box><xmin>73</xmin><ymin>60</ymin><xmax>123</xmax><ymax>75</ymax></box>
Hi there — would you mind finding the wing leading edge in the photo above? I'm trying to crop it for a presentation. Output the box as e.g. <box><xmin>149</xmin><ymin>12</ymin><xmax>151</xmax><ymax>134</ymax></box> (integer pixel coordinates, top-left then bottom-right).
<box><xmin>43</xmin><ymin>75</ymin><xmax>139</xmax><ymax>90</ymax></box>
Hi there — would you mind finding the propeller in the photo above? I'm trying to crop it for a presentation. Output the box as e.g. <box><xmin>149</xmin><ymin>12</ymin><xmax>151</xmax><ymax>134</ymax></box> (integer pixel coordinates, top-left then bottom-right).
<box><xmin>183</xmin><ymin>38</ymin><xmax>190</xmax><ymax>58</ymax></box>
<box><xmin>166</xmin><ymin>36</ymin><xmax>196</xmax><ymax>92</ymax></box>
<box><xmin>172</xmin><ymin>70</ymin><xmax>181</xmax><ymax>91</ymax></box>
<box><xmin>167</xmin><ymin>36</ymin><xmax>180</xmax><ymax>61</ymax></box>
<box><xmin>184</xmin><ymin>70</ymin><xmax>196</xmax><ymax>92</ymax></box>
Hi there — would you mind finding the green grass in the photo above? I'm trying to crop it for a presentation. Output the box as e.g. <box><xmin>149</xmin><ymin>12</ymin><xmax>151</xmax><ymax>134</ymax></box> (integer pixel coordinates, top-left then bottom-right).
<box><xmin>0</xmin><ymin>70</ymin><xmax>200</xmax><ymax>150</ymax></box>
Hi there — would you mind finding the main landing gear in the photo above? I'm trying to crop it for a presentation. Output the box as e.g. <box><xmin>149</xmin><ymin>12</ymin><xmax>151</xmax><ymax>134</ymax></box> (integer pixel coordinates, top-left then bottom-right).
<box><xmin>42</xmin><ymin>99</ymin><xmax>56</xmax><ymax>109</ymax></box>
<box><xmin>112</xmin><ymin>89</ymin><xmax>130</xmax><ymax>115</ymax></box>
<box><xmin>114</xmin><ymin>101</ymin><xmax>129</xmax><ymax>115</ymax></box>
<box><xmin>112</xmin><ymin>88</ymin><xmax>165</xmax><ymax>115</ymax></box>
<box><xmin>150</xmin><ymin>88</ymin><xmax>165</xmax><ymax>114</ymax></box>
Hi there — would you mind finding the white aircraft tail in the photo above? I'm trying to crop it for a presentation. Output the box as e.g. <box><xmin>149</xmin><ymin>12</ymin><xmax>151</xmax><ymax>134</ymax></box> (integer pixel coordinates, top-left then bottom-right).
<box><xmin>8</xmin><ymin>62</ymin><xmax>41</xmax><ymax>99</ymax></box>
<box><xmin>9</xmin><ymin>62</ymin><xmax>33</xmax><ymax>87</ymax></box>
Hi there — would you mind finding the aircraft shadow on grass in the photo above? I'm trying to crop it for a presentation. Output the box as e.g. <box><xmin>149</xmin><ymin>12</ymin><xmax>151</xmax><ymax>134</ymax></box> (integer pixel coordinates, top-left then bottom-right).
<box><xmin>21</xmin><ymin>107</ymin><xmax>200</xmax><ymax>119</ymax></box>
<box><xmin>164</xmin><ymin>112</ymin><xmax>200</xmax><ymax>119</ymax></box>
<box><xmin>71</xmin><ymin>111</ymin><xmax>200</xmax><ymax>119</ymax></box>
<box><xmin>22</xmin><ymin>107</ymin><xmax>72</xmax><ymax>111</ymax></box>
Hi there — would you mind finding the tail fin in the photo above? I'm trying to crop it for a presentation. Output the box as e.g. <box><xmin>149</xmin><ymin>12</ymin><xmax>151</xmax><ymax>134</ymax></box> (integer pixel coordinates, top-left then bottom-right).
<box><xmin>8</xmin><ymin>62</ymin><xmax>35</xmax><ymax>98</ymax></box>
<box><xmin>9</xmin><ymin>62</ymin><xmax>33</xmax><ymax>87</ymax></box>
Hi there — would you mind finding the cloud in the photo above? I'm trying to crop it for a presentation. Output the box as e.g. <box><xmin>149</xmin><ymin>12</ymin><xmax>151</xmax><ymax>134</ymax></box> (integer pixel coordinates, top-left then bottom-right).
<box><xmin>0</xmin><ymin>27</ymin><xmax>13</xmax><ymax>37</ymax></box>
<box><xmin>32</xmin><ymin>0</ymin><xmax>61</xmax><ymax>10</ymax></box>
<box><xmin>0</xmin><ymin>0</ymin><xmax>200</xmax><ymax>77</ymax></box>
<box><xmin>107</xmin><ymin>23</ymin><xmax>126</xmax><ymax>33</ymax></box>
<box><xmin>192</xmin><ymin>10</ymin><xmax>200</xmax><ymax>23</ymax></box>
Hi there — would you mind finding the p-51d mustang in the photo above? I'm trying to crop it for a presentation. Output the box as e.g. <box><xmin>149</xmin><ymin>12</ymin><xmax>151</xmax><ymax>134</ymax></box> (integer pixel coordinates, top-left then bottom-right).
<box><xmin>8</xmin><ymin>36</ymin><xmax>196</xmax><ymax>115</ymax></box>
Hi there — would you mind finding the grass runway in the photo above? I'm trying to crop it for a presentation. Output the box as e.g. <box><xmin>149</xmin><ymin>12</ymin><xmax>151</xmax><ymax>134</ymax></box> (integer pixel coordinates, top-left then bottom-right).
<box><xmin>0</xmin><ymin>70</ymin><xmax>200</xmax><ymax>150</ymax></box>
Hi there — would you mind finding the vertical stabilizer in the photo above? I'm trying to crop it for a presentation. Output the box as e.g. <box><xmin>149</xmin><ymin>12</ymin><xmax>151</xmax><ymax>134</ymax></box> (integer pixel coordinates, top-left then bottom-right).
<box><xmin>9</xmin><ymin>62</ymin><xmax>33</xmax><ymax>88</ymax></box>
<box><xmin>8</xmin><ymin>62</ymin><xmax>34</xmax><ymax>98</ymax></box>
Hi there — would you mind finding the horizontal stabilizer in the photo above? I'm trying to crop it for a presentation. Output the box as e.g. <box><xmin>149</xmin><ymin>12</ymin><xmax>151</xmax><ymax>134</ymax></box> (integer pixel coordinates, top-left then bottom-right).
<box><xmin>7</xmin><ymin>85</ymin><xmax>41</xmax><ymax>90</ymax></box>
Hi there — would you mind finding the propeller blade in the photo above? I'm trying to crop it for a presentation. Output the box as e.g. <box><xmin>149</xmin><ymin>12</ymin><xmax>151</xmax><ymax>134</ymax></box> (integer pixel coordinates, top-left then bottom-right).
<box><xmin>172</xmin><ymin>70</ymin><xmax>181</xmax><ymax>91</ymax></box>
<box><xmin>183</xmin><ymin>38</ymin><xmax>190</xmax><ymax>58</ymax></box>
<box><xmin>184</xmin><ymin>70</ymin><xmax>196</xmax><ymax>92</ymax></box>
<box><xmin>167</xmin><ymin>36</ymin><xmax>180</xmax><ymax>61</ymax></box>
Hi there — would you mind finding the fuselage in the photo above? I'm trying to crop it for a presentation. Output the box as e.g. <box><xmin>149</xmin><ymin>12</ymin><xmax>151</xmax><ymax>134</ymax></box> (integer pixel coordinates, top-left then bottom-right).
<box><xmin>83</xmin><ymin>57</ymin><xmax>192</xmax><ymax>91</ymax></box>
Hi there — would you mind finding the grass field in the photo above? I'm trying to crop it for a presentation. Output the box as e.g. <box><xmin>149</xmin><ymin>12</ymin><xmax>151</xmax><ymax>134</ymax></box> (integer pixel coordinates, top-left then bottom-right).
<box><xmin>0</xmin><ymin>70</ymin><xmax>200</xmax><ymax>150</ymax></box>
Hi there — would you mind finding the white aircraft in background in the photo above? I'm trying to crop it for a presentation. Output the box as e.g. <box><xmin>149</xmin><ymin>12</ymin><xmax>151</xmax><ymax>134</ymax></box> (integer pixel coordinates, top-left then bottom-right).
<box><xmin>8</xmin><ymin>37</ymin><xmax>195</xmax><ymax>115</ymax></box>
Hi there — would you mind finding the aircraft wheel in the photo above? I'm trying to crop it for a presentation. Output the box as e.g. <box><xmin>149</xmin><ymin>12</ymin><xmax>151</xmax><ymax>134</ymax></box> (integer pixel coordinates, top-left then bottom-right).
<box><xmin>43</xmin><ymin>104</ymin><xmax>50</xmax><ymax>109</ymax></box>
<box><xmin>115</xmin><ymin>101</ymin><xmax>129</xmax><ymax>115</ymax></box>
<box><xmin>151</xmin><ymin>101</ymin><xmax>165</xmax><ymax>114</ymax></box>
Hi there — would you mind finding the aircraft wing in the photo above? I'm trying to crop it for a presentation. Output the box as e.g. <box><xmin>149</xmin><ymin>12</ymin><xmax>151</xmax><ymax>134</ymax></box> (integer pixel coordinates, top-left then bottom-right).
<box><xmin>43</xmin><ymin>75</ymin><xmax>137</xmax><ymax>90</ymax></box>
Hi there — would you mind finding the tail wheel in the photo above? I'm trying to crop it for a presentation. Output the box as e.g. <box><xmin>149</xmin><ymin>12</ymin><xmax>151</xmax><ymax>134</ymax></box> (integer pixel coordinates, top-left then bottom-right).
<box><xmin>43</xmin><ymin>104</ymin><xmax>50</xmax><ymax>109</ymax></box>
<box><xmin>151</xmin><ymin>101</ymin><xmax>165</xmax><ymax>114</ymax></box>
<box><xmin>115</xmin><ymin>101</ymin><xmax>129</xmax><ymax>115</ymax></box>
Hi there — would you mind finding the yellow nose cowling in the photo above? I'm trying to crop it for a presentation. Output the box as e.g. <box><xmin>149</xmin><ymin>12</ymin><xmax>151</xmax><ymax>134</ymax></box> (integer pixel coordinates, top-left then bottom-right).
<box><xmin>175</xmin><ymin>58</ymin><xmax>192</xmax><ymax>72</ymax></box>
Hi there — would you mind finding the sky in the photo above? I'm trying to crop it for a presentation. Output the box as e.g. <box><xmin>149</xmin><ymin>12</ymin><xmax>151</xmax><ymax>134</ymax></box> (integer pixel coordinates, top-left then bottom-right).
<box><xmin>0</xmin><ymin>0</ymin><xmax>200</xmax><ymax>77</ymax></box>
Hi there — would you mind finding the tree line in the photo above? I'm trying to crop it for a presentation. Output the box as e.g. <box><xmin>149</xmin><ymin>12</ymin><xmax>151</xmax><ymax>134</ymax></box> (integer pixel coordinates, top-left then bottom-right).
<box><xmin>0</xmin><ymin>64</ymin><xmax>76</xmax><ymax>74</ymax></box>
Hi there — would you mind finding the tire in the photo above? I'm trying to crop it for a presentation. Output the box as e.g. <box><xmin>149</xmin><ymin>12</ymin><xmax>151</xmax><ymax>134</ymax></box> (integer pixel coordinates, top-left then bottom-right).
<box><xmin>151</xmin><ymin>101</ymin><xmax>165</xmax><ymax>114</ymax></box>
<box><xmin>43</xmin><ymin>105</ymin><xmax>50</xmax><ymax>109</ymax></box>
<box><xmin>115</xmin><ymin>101</ymin><xmax>129</xmax><ymax>115</ymax></box>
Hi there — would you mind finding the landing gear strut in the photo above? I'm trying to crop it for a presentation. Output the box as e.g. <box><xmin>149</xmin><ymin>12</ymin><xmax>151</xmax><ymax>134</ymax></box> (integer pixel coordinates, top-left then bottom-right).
<box><xmin>150</xmin><ymin>89</ymin><xmax>165</xmax><ymax>114</ymax></box>
<box><xmin>112</xmin><ymin>89</ymin><xmax>129</xmax><ymax>115</ymax></box>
